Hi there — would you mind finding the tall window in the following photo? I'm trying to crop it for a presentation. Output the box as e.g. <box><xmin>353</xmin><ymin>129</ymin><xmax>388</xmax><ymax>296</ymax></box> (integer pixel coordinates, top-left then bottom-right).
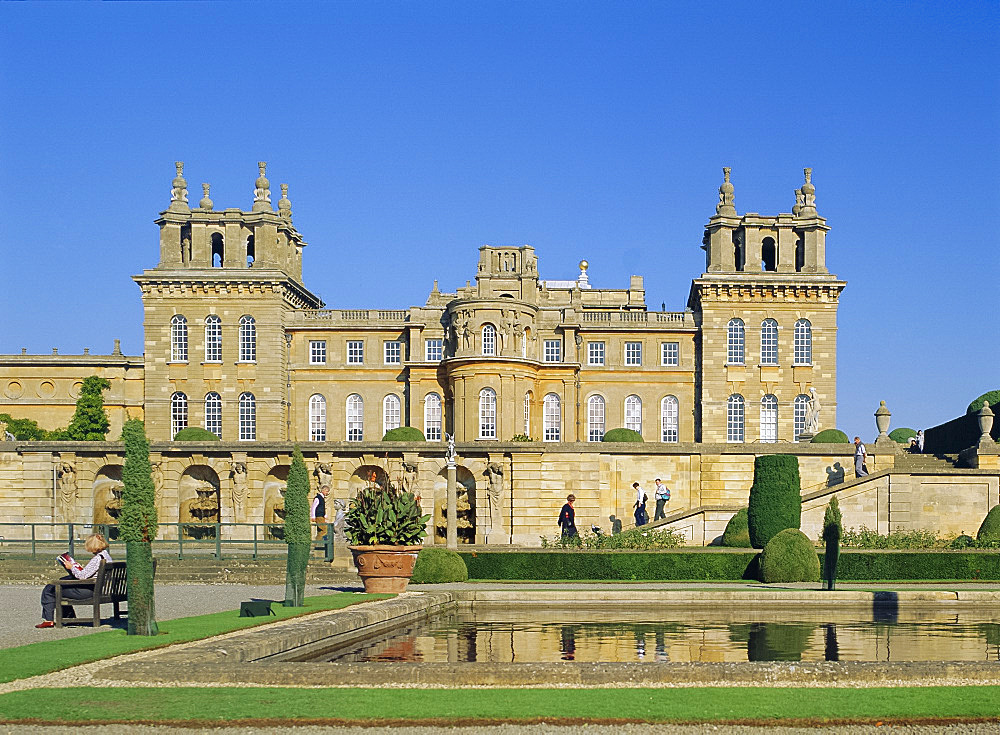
<box><xmin>524</xmin><ymin>392</ymin><xmax>531</xmax><ymax>436</ymax></box>
<box><xmin>309</xmin><ymin>340</ymin><xmax>327</xmax><ymax>364</ymax></box>
<box><xmin>170</xmin><ymin>392</ymin><xmax>187</xmax><ymax>438</ymax></box>
<box><xmin>424</xmin><ymin>393</ymin><xmax>442</xmax><ymax>441</ymax></box>
<box><xmin>625</xmin><ymin>341</ymin><xmax>642</xmax><ymax>366</ymax></box>
<box><xmin>170</xmin><ymin>315</ymin><xmax>188</xmax><ymax>362</ymax></box>
<box><xmin>727</xmin><ymin>394</ymin><xmax>745</xmax><ymax>443</ymax></box>
<box><xmin>239</xmin><ymin>316</ymin><xmax>256</xmax><ymax>362</ymax></box>
<box><xmin>587</xmin><ymin>395</ymin><xmax>605</xmax><ymax>442</ymax></box>
<box><xmin>661</xmin><ymin>341</ymin><xmax>679</xmax><ymax>366</ymax></box>
<box><xmin>543</xmin><ymin>393</ymin><xmax>561</xmax><ymax>442</ymax></box>
<box><xmin>425</xmin><ymin>338</ymin><xmax>443</xmax><ymax>362</ymax></box>
<box><xmin>794</xmin><ymin>319</ymin><xmax>812</xmax><ymax>364</ymax></box>
<box><xmin>383</xmin><ymin>394</ymin><xmax>401</xmax><ymax>435</ymax></box>
<box><xmin>661</xmin><ymin>395</ymin><xmax>679</xmax><ymax>443</ymax></box>
<box><xmin>204</xmin><ymin>392</ymin><xmax>222</xmax><ymax>438</ymax></box>
<box><xmin>727</xmin><ymin>319</ymin><xmax>745</xmax><ymax>364</ymax></box>
<box><xmin>479</xmin><ymin>388</ymin><xmax>497</xmax><ymax>439</ymax></box>
<box><xmin>624</xmin><ymin>394</ymin><xmax>642</xmax><ymax>433</ymax></box>
<box><xmin>205</xmin><ymin>315</ymin><xmax>222</xmax><ymax>362</ymax></box>
<box><xmin>760</xmin><ymin>319</ymin><xmax>778</xmax><ymax>366</ymax></box>
<box><xmin>346</xmin><ymin>394</ymin><xmax>364</xmax><ymax>441</ymax></box>
<box><xmin>588</xmin><ymin>341</ymin><xmax>605</xmax><ymax>366</ymax></box>
<box><xmin>309</xmin><ymin>394</ymin><xmax>327</xmax><ymax>441</ymax></box>
<box><xmin>238</xmin><ymin>392</ymin><xmax>256</xmax><ymax>441</ymax></box>
<box><xmin>347</xmin><ymin>340</ymin><xmax>364</xmax><ymax>364</ymax></box>
<box><xmin>760</xmin><ymin>394</ymin><xmax>778</xmax><ymax>442</ymax></box>
<box><xmin>482</xmin><ymin>325</ymin><xmax>497</xmax><ymax>356</ymax></box>
<box><xmin>544</xmin><ymin>339</ymin><xmax>562</xmax><ymax>362</ymax></box>
<box><xmin>794</xmin><ymin>394</ymin><xmax>811</xmax><ymax>441</ymax></box>
<box><xmin>384</xmin><ymin>341</ymin><xmax>402</xmax><ymax>365</ymax></box>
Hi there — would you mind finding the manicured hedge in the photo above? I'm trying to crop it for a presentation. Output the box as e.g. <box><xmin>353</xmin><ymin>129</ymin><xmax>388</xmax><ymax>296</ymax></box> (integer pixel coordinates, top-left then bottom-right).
<box><xmin>811</xmin><ymin>429</ymin><xmax>850</xmax><ymax>443</ymax></box>
<box><xmin>968</xmin><ymin>390</ymin><xmax>1000</xmax><ymax>414</ymax></box>
<box><xmin>747</xmin><ymin>454</ymin><xmax>801</xmax><ymax>549</ymax></box>
<box><xmin>889</xmin><ymin>427</ymin><xmax>916</xmax><ymax>444</ymax></box>
<box><xmin>458</xmin><ymin>550</ymin><xmax>1000</xmax><ymax>581</ymax></box>
<box><xmin>719</xmin><ymin>508</ymin><xmax>750</xmax><ymax>548</ymax></box>
<box><xmin>173</xmin><ymin>427</ymin><xmax>220</xmax><ymax>441</ymax></box>
<box><xmin>412</xmin><ymin>547</ymin><xmax>468</xmax><ymax>583</ymax></box>
<box><xmin>978</xmin><ymin>505</ymin><xmax>1000</xmax><ymax>543</ymax></box>
<box><xmin>760</xmin><ymin>529</ymin><xmax>820</xmax><ymax>583</ymax></box>
<box><xmin>382</xmin><ymin>426</ymin><xmax>426</xmax><ymax>441</ymax></box>
<box><xmin>601</xmin><ymin>428</ymin><xmax>644</xmax><ymax>442</ymax></box>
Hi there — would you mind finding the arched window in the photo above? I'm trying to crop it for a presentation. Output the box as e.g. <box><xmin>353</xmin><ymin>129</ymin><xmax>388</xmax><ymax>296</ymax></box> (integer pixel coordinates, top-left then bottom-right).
<box><xmin>479</xmin><ymin>388</ymin><xmax>497</xmax><ymax>439</ymax></box>
<box><xmin>170</xmin><ymin>315</ymin><xmax>188</xmax><ymax>362</ymax></box>
<box><xmin>661</xmin><ymin>395</ymin><xmax>679</xmax><ymax>443</ymax></box>
<box><xmin>733</xmin><ymin>232</ymin><xmax>744</xmax><ymax>272</ymax></box>
<box><xmin>482</xmin><ymin>324</ymin><xmax>497</xmax><ymax>356</ymax></box>
<box><xmin>170</xmin><ymin>392</ymin><xmax>187</xmax><ymax>438</ymax></box>
<box><xmin>238</xmin><ymin>392</ymin><xmax>255</xmax><ymax>441</ymax></box>
<box><xmin>239</xmin><ymin>315</ymin><xmax>256</xmax><ymax>362</ymax></box>
<box><xmin>383</xmin><ymin>395</ymin><xmax>401</xmax><ymax>436</ymax></box>
<box><xmin>587</xmin><ymin>395</ymin><xmax>605</xmax><ymax>442</ymax></box>
<box><xmin>543</xmin><ymin>393</ymin><xmax>561</xmax><ymax>442</ymax></box>
<box><xmin>794</xmin><ymin>319</ymin><xmax>812</xmax><ymax>365</ymax></box>
<box><xmin>424</xmin><ymin>393</ymin><xmax>442</xmax><ymax>441</ymax></box>
<box><xmin>204</xmin><ymin>392</ymin><xmax>222</xmax><ymax>438</ymax></box>
<box><xmin>211</xmin><ymin>233</ymin><xmax>224</xmax><ymax>267</ymax></box>
<box><xmin>309</xmin><ymin>394</ymin><xmax>326</xmax><ymax>441</ymax></box>
<box><xmin>524</xmin><ymin>391</ymin><xmax>532</xmax><ymax>436</ymax></box>
<box><xmin>760</xmin><ymin>394</ymin><xmax>778</xmax><ymax>443</ymax></box>
<box><xmin>761</xmin><ymin>237</ymin><xmax>777</xmax><ymax>272</ymax></box>
<box><xmin>346</xmin><ymin>394</ymin><xmax>364</xmax><ymax>441</ymax></box>
<box><xmin>727</xmin><ymin>318</ymin><xmax>745</xmax><ymax>364</ymax></box>
<box><xmin>760</xmin><ymin>319</ymin><xmax>778</xmax><ymax>366</ymax></box>
<box><xmin>246</xmin><ymin>235</ymin><xmax>255</xmax><ymax>268</ymax></box>
<box><xmin>727</xmin><ymin>394</ymin><xmax>745</xmax><ymax>443</ymax></box>
<box><xmin>204</xmin><ymin>315</ymin><xmax>222</xmax><ymax>362</ymax></box>
<box><xmin>624</xmin><ymin>394</ymin><xmax>642</xmax><ymax>434</ymax></box>
<box><xmin>794</xmin><ymin>394</ymin><xmax>811</xmax><ymax>441</ymax></box>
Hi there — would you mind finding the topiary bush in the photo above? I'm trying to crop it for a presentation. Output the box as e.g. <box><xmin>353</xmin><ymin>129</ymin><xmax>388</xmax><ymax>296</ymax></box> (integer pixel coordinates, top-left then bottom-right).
<box><xmin>950</xmin><ymin>534</ymin><xmax>976</xmax><ymax>549</ymax></box>
<box><xmin>968</xmin><ymin>390</ymin><xmax>1000</xmax><ymax>414</ymax></box>
<box><xmin>747</xmin><ymin>454</ymin><xmax>801</xmax><ymax>549</ymax></box>
<box><xmin>889</xmin><ymin>428</ymin><xmax>917</xmax><ymax>445</ymax></box>
<box><xmin>601</xmin><ymin>428</ymin><xmax>644</xmax><ymax>442</ymax></box>
<box><xmin>760</xmin><ymin>529</ymin><xmax>821</xmax><ymax>583</ymax></box>
<box><xmin>978</xmin><ymin>505</ymin><xmax>1000</xmax><ymax>544</ymax></box>
<box><xmin>411</xmin><ymin>547</ymin><xmax>468</xmax><ymax>583</ymax></box>
<box><xmin>173</xmin><ymin>427</ymin><xmax>221</xmax><ymax>441</ymax></box>
<box><xmin>810</xmin><ymin>429</ymin><xmax>849</xmax><ymax>443</ymax></box>
<box><xmin>720</xmin><ymin>508</ymin><xmax>751</xmax><ymax>547</ymax></box>
<box><xmin>382</xmin><ymin>426</ymin><xmax>426</xmax><ymax>442</ymax></box>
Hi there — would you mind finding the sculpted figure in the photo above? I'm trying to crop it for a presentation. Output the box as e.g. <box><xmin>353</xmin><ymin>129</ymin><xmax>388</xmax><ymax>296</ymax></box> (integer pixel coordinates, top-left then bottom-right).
<box><xmin>231</xmin><ymin>461</ymin><xmax>248</xmax><ymax>517</ymax></box>
<box><xmin>485</xmin><ymin>462</ymin><xmax>506</xmax><ymax>536</ymax></box>
<box><xmin>151</xmin><ymin>462</ymin><xmax>164</xmax><ymax>507</ymax></box>
<box><xmin>804</xmin><ymin>388</ymin><xmax>822</xmax><ymax>434</ymax></box>
<box><xmin>57</xmin><ymin>462</ymin><xmax>77</xmax><ymax>508</ymax></box>
<box><xmin>445</xmin><ymin>433</ymin><xmax>456</xmax><ymax>465</ymax></box>
<box><xmin>499</xmin><ymin>311</ymin><xmax>513</xmax><ymax>354</ymax></box>
<box><xmin>313</xmin><ymin>462</ymin><xmax>333</xmax><ymax>492</ymax></box>
<box><xmin>401</xmin><ymin>462</ymin><xmax>418</xmax><ymax>493</ymax></box>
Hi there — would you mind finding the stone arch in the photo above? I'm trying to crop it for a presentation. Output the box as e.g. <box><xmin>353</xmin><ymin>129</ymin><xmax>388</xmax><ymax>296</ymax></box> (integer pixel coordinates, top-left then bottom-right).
<box><xmin>433</xmin><ymin>465</ymin><xmax>477</xmax><ymax>544</ymax></box>
<box><xmin>263</xmin><ymin>465</ymin><xmax>289</xmax><ymax>540</ymax></box>
<box><xmin>178</xmin><ymin>465</ymin><xmax>221</xmax><ymax>539</ymax></box>
<box><xmin>92</xmin><ymin>464</ymin><xmax>123</xmax><ymax>539</ymax></box>
<box><xmin>349</xmin><ymin>464</ymin><xmax>391</xmax><ymax>496</ymax></box>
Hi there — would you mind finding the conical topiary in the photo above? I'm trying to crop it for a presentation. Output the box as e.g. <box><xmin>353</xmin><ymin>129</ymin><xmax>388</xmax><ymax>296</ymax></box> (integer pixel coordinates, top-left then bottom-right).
<box><xmin>283</xmin><ymin>446</ymin><xmax>311</xmax><ymax>607</ymax></box>
<box><xmin>747</xmin><ymin>455</ymin><xmax>801</xmax><ymax>549</ymax></box>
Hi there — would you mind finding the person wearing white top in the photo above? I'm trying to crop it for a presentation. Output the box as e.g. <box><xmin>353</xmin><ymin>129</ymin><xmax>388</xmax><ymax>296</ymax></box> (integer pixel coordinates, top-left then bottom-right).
<box><xmin>854</xmin><ymin>436</ymin><xmax>868</xmax><ymax>477</ymax></box>
<box><xmin>38</xmin><ymin>533</ymin><xmax>112</xmax><ymax>628</ymax></box>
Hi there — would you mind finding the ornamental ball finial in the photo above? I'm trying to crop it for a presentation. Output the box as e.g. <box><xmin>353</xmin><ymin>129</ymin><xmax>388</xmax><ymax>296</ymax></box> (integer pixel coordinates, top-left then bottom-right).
<box><xmin>579</xmin><ymin>259</ymin><xmax>589</xmax><ymax>271</ymax></box>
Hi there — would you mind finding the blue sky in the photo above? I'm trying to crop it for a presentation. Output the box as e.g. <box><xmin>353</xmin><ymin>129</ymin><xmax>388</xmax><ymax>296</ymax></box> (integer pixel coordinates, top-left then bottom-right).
<box><xmin>1</xmin><ymin>1</ymin><xmax>997</xmax><ymax>438</ymax></box>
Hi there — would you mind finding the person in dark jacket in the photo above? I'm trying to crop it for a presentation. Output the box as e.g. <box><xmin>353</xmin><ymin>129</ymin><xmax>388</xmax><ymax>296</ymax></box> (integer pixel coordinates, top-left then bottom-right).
<box><xmin>558</xmin><ymin>494</ymin><xmax>578</xmax><ymax>539</ymax></box>
<box><xmin>634</xmin><ymin>493</ymin><xmax>649</xmax><ymax>527</ymax></box>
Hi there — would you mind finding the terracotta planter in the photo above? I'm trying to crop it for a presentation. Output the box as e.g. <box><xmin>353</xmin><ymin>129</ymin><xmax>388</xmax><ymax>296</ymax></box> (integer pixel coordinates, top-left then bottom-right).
<box><xmin>348</xmin><ymin>545</ymin><xmax>422</xmax><ymax>593</ymax></box>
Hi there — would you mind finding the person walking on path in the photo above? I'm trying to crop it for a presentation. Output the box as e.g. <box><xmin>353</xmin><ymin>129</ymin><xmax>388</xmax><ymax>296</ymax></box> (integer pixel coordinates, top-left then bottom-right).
<box><xmin>916</xmin><ymin>430</ymin><xmax>925</xmax><ymax>453</ymax></box>
<box><xmin>37</xmin><ymin>533</ymin><xmax>111</xmax><ymax>628</ymax></box>
<box><xmin>854</xmin><ymin>436</ymin><xmax>869</xmax><ymax>477</ymax></box>
<box><xmin>558</xmin><ymin>494</ymin><xmax>578</xmax><ymax>539</ymax></box>
<box><xmin>310</xmin><ymin>485</ymin><xmax>330</xmax><ymax>541</ymax></box>
<box><xmin>634</xmin><ymin>493</ymin><xmax>649</xmax><ymax>527</ymax></box>
<box><xmin>653</xmin><ymin>478</ymin><xmax>671</xmax><ymax>521</ymax></box>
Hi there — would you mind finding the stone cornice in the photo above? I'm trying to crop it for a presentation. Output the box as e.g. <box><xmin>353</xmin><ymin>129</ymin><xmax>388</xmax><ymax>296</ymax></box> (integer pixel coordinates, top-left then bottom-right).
<box><xmin>133</xmin><ymin>270</ymin><xmax>321</xmax><ymax>309</ymax></box>
<box><xmin>0</xmin><ymin>355</ymin><xmax>143</xmax><ymax>368</ymax></box>
<box><xmin>690</xmin><ymin>277</ymin><xmax>846</xmax><ymax>303</ymax></box>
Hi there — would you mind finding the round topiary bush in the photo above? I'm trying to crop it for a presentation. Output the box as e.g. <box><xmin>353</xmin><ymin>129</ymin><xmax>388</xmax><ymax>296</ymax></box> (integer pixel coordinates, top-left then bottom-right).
<box><xmin>601</xmin><ymin>428</ymin><xmax>644</xmax><ymax>442</ymax></box>
<box><xmin>720</xmin><ymin>508</ymin><xmax>751</xmax><ymax>547</ymax></box>
<box><xmin>747</xmin><ymin>454</ymin><xmax>801</xmax><ymax>549</ymax></box>
<box><xmin>810</xmin><ymin>429</ymin><xmax>849</xmax><ymax>444</ymax></box>
<box><xmin>889</xmin><ymin>428</ymin><xmax>916</xmax><ymax>445</ymax></box>
<box><xmin>977</xmin><ymin>504</ymin><xmax>1000</xmax><ymax>544</ymax></box>
<box><xmin>950</xmin><ymin>534</ymin><xmax>976</xmax><ymax>549</ymax></box>
<box><xmin>382</xmin><ymin>426</ymin><xmax>426</xmax><ymax>442</ymax></box>
<box><xmin>968</xmin><ymin>390</ymin><xmax>1000</xmax><ymax>414</ymax></box>
<box><xmin>173</xmin><ymin>427</ymin><xmax>221</xmax><ymax>441</ymax></box>
<box><xmin>759</xmin><ymin>528</ymin><xmax>820</xmax><ymax>583</ymax></box>
<box><xmin>411</xmin><ymin>547</ymin><xmax>468</xmax><ymax>584</ymax></box>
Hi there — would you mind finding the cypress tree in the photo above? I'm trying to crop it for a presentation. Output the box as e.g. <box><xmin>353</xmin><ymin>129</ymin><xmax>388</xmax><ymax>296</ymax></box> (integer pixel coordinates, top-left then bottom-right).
<box><xmin>119</xmin><ymin>419</ymin><xmax>159</xmax><ymax>635</ymax></box>
<box><xmin>822</xmin><ymin>496</ymin><xmax>842</xmax><ymax>590</ymax></box>
<box><xmin>66</xmin><ymin>376</ymin><xmax>111</xmax><ymax>441</ymax></box>
<box><xmin>283</xmin><ymin>445</ymin><xmax>311</xmax><ymax>607</ymax></box>
<box><xmin>747</xmin><ymin>454</ymin><xmax>801</xmax><ymax>549</ymax></box>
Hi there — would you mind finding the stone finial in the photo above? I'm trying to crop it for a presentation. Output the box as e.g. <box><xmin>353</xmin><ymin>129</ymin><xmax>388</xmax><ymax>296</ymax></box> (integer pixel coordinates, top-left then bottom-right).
<box><xmin>199</xmin><ymin>183</ymin><xmax>214</xmax><ymax>211</ymax></box>
<box><xmin>978</xmin><ymin>401</ymin><xmax>995</xmax><ymax>443</ymax></box>
<box><xmin>278</xmin><ymin>183</ymin><xmax>292</xmax><ymax>219</ymax></box>
<box><xmin>252</xmin><ymin>161</ymin><xmax>272</xmax><ymax>212</ymax></box>
<box><xmin>715</xmin><ymin>167</ymin><xmax>736</xmax><ymax>216</ymax></box>
<box><xmin>875</xmin><ymin>400</ymin><xmax>891</xmax><ymax>437</ymax></box>
<box><xmin>799</xmin><ymin>167</ymin><xmax>817</xmax><ymax>216</ymax></box>
<box><xmin>113</xmin><ymin>338</ymin><xmax>122</xmax><ymax>355</ymax></box>
<box><xmin>577</xmin><ymin>259</ymin><xmax>590</xmax><ymax>289</ymax></box>
<box><xmin>169</xmin><ymin>161</ymin><xmax>190</xmax><ymax>213</ymax></box>
<box><xmin>792</xmin><ymin>187</ymin><xmax>804</xmax><ymax>216</ymax></box>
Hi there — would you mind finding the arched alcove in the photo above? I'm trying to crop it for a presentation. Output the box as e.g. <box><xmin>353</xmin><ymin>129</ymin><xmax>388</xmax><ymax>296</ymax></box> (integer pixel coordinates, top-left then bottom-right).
<box><xmin>178</xmin><ymin>465</ymin><xmax>221</xmax><ymax>539</ymax></box>
<box><xmin>263</xmin><ymin>465</ymin><xmax>289</xmax><ymax>540</ymax></box>
<box><xmin>211</xmin><ymin>233</ymin><xmax>224</xmax><ymax>267</ymax></box>
<box><xmin>761</xmin><ymin>237</ymin><xmax>777</xmax><ymax>272</ymax></box>
<box><xmin>92</xmin><ymin>465</ymin><xmax>123</xmax><ymax>539</ymax></box>
<box><xmin>433</xmin><ymin>466</ymin><xmax>476</xmax><ymax>544</ymax></box>
<box><xmin>349</xmin><ymin>464</ymin><xmax>391</xmax><ymax>495</ymax></box>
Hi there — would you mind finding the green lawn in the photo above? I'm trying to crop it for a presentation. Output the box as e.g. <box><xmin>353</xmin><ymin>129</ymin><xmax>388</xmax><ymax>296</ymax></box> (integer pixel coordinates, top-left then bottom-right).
<box><xmin>0</xmin><ymin>592</ymin><xmax>390</xmax><ymax>684</ymax></box>
<box><xmin>0</xmin><ymin>686</ymin><xmax>998</xmax><ymax>724</ymax></box>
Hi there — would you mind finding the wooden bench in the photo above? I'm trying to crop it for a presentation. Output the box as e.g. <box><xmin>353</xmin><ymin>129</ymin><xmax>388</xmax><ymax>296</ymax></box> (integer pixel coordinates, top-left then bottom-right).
<box><xmin>54</xmin><ymin>559</ymin><xmax>130</xmax><ymax>628</ymax></box>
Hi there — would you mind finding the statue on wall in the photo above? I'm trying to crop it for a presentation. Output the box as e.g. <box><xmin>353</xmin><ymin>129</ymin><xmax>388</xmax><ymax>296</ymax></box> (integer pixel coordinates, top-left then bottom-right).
<box><xmin>445</xmin><ymin>433</ymin><xmax>457</xmax><ymax>466</ymax></box>
<box><xmin>485</xmin><ymin>462</ymin><xmax>506</xmax><ymax>536</ymax></box>
<box><xmin>499</xmin><ymin>310</ymin><xmax>514</xmax><ymax>354</ymax></box>
<box><xmin>231</xmin><ymin>461</ymin><xmax>248</xmax><ymax>518</ymax></box>
<box><xmin>804</xmin><ymin>387</ymin><xmax>822</xmax><ymax>435</ymax></box>
<box><xmin>151</xmin><ymin>462</ymin><xmax>164</xmax><ymax>507</ymax></box>
<box><xmin>57</xmin><ymin>462</ymin><xmax>77</xmax><ymax>509</ymax></box>
<box><xmin>313</xmin><ymin>462</ymin><xmax>333</xmax><ymax>492</ymax></box>
<box><xmin>332</xmin><ymin>498</ymin><xmax>347</xmax><ymax>541</ymax></box>
<box><xmin>401</xmin><ymin>462</ymin><xmax>418</xmax><ymax>493</ymax></box>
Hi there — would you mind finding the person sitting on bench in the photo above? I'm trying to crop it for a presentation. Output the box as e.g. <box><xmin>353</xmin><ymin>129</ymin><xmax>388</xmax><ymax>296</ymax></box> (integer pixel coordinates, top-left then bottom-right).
<box><xmin>36</xmin><ymin>533</ymin><xmax>112</xmax><ymax>629</ymax></box>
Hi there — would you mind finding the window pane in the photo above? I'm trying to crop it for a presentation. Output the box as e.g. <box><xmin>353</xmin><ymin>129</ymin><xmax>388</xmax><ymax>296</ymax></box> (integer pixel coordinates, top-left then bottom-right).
<box><xmin>347</xmin><ymin>341</ymin><xmax>364</xmax><ymax>364</ymax></box>
<box><xmin>727</xmin><ymin>394</ymin><xmax>745</xmax><ymax>443</ymax></box>
<box><xmin>310</xmin><ymin>340</ymin><xmax>327</xmax><ymax>364</ymax></box>
<box><xmin>588</xmin><ymin>395</ymin><xmax>605</xmax><ymax>442</ymax></box>
<box><xmin>383</xmin><ymin>395</ymin><xmax>401</xmax><ymax>435</ymax></box>
<box><xmin>238</xmin><ymin>393</ymin><xmax>256</xmax><ymax>441</ymax></box>
<box><xmin>482</xmin><ymin>325</ymin><xmax>497</xmax><ymax>356</ymax></box>
<box><xmin>794</xmin><ymin>320</ymin><xmax>812</xmax><ymax>365</ymax></box>
<box><xmin>625</xmin><ymin>342</ymin><xmax>642</xmax><ymax>366</ymax></box>
<box><xmin>760</xmin><ymin>394</ymin><xmax>778</xmax><ymax>442</ymax></box>
<box><xmin>384</xmin><ymin>341</ymin><xmax>402</xmax><ymax>365</ymax></box>
<box><xmin>239</xmin><ymin>316</ymin><xmax>256</xmax><ymax>362</ymax></box>
<box><xmin>479</xmin><ymin>388</ymin><xmax>497</xmax><ymax>439</ymax></box>
<box><xmin>625</xmin><ymin>395</ymin><xmax>642</xmax><ymax>433</ymax></box>
<box><xmin>661</xmin><ymin>396</ymin><xmax>678</xmax><ymax>442</ymax></box>
<box><xmin>424</xmin><ymin>393</ymin><xmax>442</xmax><ymax>441</ymax></box>
<box><xmin>727</xmin><ymin>320</ymin><xmax>744</xmax><ymax>364</ymax></box>
<box><xmin>760</xmin><ymin>319</ymin><xmax>778</xmax><ymax>366</ymax></box>
<box><xmin>794</xmin><ymin>394</ymin><xmax>810</xmax><ymax>441</ymax></box>
<box><xmin>171</xmin><ymin>315</ymin><xmax>188</xmax><ymax>362</ymax></box>
<box><xmin>205</xmin><ymin>315</ymin><xmax>222</xmax><ymax>362</ymax></box>
<box><xmin>661</xmin><ymin>341</ymin><xmax>678</xmax><ymax>366</ymax></box>
<box><xmin>588</xmin><ymin>341</ymin><xmax>605</xmax><ymax>366</ymax></box>
<box><xmin>346</xmin><ymin>394</ymin><xmax>364</xmax><ymax>441</ymax></box>
<box><xmin>544</xmin><ymin>339</ymin><xmax>561</xmax><ymax>362</ymax></box>
<box><xmin>543</xmin><ymin>393</ymin><xmax>560</xmax><ymax>441</ymax></box>
<box><xmin>204</xmin><ymin>392</ymin><xmax>222</xmax><ymax>438</ymax></box>
<box><xmin>309</xmin><ymin>394</ymin><xmax>326</xmax><ymax>441</ymax></box>
<box><xmin>171</xmin><ymin>392</ymin><xmax>187</xmax><ymax>438</ymax></box>
<box><xmin>425</xmin><ymin>339</ymin><xmax>443</xmax><ymax>362</ymax></box>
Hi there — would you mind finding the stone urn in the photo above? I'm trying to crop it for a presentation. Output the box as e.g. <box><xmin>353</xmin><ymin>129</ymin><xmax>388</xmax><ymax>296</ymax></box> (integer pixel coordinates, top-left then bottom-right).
<box><xmin>348</xmin><ymin>545</ymin><xmax>422</xmax><ymax>593</ymax></box>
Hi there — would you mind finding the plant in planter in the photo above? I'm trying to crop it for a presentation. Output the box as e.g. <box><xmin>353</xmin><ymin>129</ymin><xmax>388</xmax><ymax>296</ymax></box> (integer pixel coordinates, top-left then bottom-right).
<box><xmin>345</xmin><ymin>472</ymin><xmax>431</xmax><ymax>593</ymax></box>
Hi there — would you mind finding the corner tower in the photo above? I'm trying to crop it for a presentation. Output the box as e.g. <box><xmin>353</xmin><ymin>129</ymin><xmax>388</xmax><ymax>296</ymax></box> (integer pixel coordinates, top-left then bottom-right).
<box><xmin>134</xmin><ymin>162</ymin><xmax>321</xmax><ymax>442</ymax></box>
<box><xmin>688</xmin><ymin>168</ymin><xmax>846</xmax><ymax>443</ymax></box>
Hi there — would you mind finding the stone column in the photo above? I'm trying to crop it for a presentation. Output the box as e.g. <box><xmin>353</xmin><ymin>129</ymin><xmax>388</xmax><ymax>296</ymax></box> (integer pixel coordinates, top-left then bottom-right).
<box><xmin>446</xmin><ymin>463</ymin><xmax>457</xmax><ymax>550</ymax></box>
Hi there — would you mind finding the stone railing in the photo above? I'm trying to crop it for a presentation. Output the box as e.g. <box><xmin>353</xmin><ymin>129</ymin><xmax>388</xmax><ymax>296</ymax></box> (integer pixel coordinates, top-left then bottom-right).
<box><xmin>293</xmin><ymin>309</ymin><xmax>410</xmax><ymax>324</ymax></box>
<box><xmin>579</xmin><ymin>311</ymin><xmax>693</xmax><ymax>326</ymax></box>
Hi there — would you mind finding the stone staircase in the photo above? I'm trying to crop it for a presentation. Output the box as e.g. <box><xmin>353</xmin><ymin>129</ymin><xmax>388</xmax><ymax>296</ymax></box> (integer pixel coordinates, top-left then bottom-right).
<box><xmin>893</xmin><ymin>452</ymin><xmax>963</xmax><ymax>471</ymax></box>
